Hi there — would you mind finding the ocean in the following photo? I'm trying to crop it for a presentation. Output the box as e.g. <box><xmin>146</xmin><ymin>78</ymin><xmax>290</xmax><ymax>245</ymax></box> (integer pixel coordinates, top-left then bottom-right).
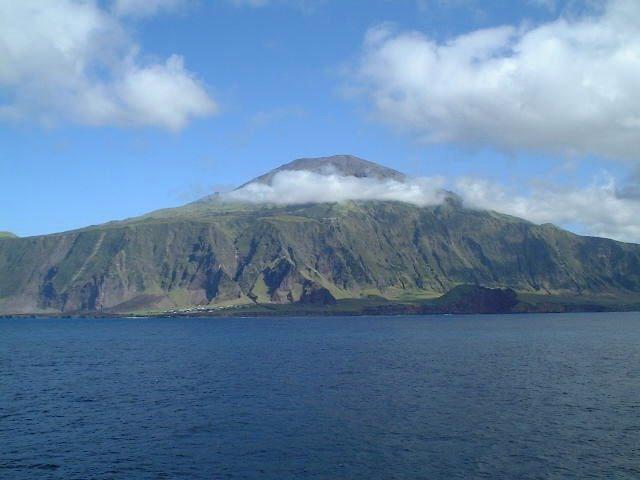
<box><xmin>1</xmin><ymin>313</ymin><xmax>639</xmax><ymax>479</ymax></box>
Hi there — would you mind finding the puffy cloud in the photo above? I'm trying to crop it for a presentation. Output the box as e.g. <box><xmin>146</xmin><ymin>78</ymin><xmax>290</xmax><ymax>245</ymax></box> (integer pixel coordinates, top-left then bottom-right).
<box><xmin>0</xmin><ymin>0</ymin><xmax>215</xmax><ymax>130</ymax></box>
<box><xmin>455</xmin><ymin>174</ymin><xmax>640</xmax><ymax>242</ymax></box>
<box><xmin>617</xmin><ymin>170</ymin><xmax>640</xmax><ymax>200</ymax></box>
<box><xmin>223</xmin><ymin>170</ymin><xmax>640</xmax><ymax>243</ymax></box>
<box><xmin>355</xmin><ymin>0</ymin><xmax>640</xmax><ymax>162</ymax></box>
<box><xmin>223</xmin><ymin>170</ymin><xmax>448</xmax><ymax>205</ymax></box>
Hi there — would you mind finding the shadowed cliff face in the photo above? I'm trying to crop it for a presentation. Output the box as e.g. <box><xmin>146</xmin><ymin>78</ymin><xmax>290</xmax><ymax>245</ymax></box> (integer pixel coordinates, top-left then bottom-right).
<box><xmin>1</xmin><ymin>201</ymin><xmax>639</xmax><ymax>314</ymax></box>
<box><xmin>1</xmin><ymin>157</ymin><xmax>640</xmax><ymax>314</ymax></box>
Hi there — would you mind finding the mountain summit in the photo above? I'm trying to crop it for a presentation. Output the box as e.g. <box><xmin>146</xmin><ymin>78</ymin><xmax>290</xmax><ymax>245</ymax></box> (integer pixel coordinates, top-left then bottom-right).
<box><xmin>240</xmin><ymin>155</ymin><xmax>406</xmax><ymax>188</ymax></box>
<box><xmin>1</xmin><ymin>154</ymin><xmax>640</xmax><ymax>315</ymax></box>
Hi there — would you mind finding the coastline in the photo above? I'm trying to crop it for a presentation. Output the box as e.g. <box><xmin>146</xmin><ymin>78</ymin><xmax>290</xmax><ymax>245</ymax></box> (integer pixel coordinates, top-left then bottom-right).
<box><xmin>3</xmin><ymin>285</ymin><xmax>639</xmax><ymax>319</ymax></box>
<box><xmin>3</xmin><ymin>301</ymin><xmax>639</xmax><ymax>319</ymax></box>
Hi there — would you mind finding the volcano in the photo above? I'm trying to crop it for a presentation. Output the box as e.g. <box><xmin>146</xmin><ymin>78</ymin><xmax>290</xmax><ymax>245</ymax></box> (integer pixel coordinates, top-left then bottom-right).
<box><xmin>1</xmin><ymin>155</ymin><xmax>639</xmax><ymax>315</ymax></box>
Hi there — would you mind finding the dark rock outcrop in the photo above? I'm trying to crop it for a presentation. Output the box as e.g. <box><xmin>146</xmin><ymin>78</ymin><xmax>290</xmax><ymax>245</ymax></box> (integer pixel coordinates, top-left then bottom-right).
<box><xmin>424</xmin><ymin>285</ymin><xmax>519</xmax><ymax>314</ymax></box>
<box><xmin>298</xmin><ymin>281</ymin><xmax>336</xmax><ymax>306</ymax></box>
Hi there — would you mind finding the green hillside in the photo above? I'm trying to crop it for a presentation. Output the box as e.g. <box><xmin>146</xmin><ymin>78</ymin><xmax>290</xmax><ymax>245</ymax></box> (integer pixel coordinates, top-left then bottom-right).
<box><xmin>1</xmin><ymin>156</ymin><xmax>639</xmax><ymax>315</ymax></box>
<box><xmin>1</xmin><ymin>199</ymin><xmax>639</xmax><ymax>315</ymax></box>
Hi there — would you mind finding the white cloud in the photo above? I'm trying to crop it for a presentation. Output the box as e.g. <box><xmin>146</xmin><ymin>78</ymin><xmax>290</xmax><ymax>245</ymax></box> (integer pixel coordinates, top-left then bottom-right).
<box><xmin>112</xmin><ymin>0</ymin><xmax>189</xmax><ymax>17</ymax></box>
<box><xmin>355</xmin><ymin>0</ymin><xmax>640</xmax><ymax>162</ymax></box>
<box><xmin>456</xmin><ymin>174</ymin><xmax>640</xmax><ymax>242</ymax></box>
<box><xmin>223</xmin><ymin>170</ymin><xmax>448</xmax><ymax>205</ymax></box>
<box><xmin>223</xmin><ymin>169</ymin><xmax>640</xmax><ymax>243</ymax></box>
<box><xmin>0</xmin><ymin>0</ymin><xmax>215</xmax><ymax>130</ymax></box>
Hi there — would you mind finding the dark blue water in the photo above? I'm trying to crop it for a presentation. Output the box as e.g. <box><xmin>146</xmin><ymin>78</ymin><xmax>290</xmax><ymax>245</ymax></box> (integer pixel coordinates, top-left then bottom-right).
<box><xmin>1</xmin><ymin>313</ymin><xmax>639</xmax><ymax>479</ymax></box>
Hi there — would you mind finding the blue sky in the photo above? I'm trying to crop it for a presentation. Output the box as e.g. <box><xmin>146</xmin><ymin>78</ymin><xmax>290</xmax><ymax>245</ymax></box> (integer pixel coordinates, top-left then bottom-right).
<box><xmin>1</xmin><ymin>0</ymin><xmax>639</xmax><ymax>241</ymax></box>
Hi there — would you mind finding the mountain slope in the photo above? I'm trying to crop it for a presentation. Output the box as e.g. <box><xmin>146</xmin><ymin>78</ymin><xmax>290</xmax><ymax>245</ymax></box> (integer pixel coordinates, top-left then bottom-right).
<box><xmin>239</xmin><ymin>154</ymin><xmax>406</xmax><ymax>187</ymax></box>
<box><xmin>1</xmin><ymin>157</ymin><xmax>639</xmax><ymax>314</ymax></box>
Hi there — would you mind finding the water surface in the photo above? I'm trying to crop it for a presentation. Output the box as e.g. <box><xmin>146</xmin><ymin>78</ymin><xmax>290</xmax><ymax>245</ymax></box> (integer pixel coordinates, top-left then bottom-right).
<box><xmin>1</xmin><ymin>313</ymin><xmax>639</xmax><ymax>479</ymax></box>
